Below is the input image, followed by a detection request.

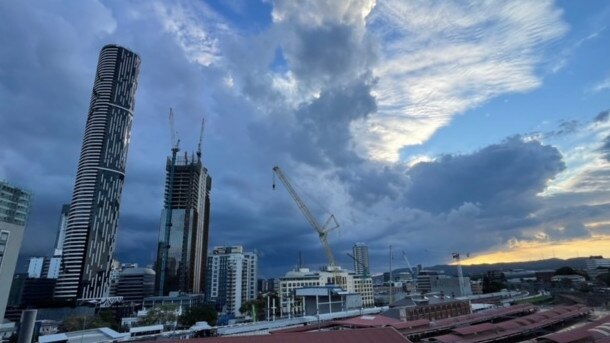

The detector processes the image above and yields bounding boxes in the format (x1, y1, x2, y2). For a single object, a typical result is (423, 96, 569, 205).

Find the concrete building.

(27, 256, 61, 279)
(0, 180, 32, 320)
(353, 242, 370, 276)
(155, 152, 212, 295)
(296, 286, 363, 316)
(143, 292, 205, 312)
(26, 205, 70, 280)
(207, 246, 257, 316)
(111, 267, 155, 304)
(384, 294, 471, 321)
(279, 267, 374, 316)
(585, 256, 610, 280)
(54, 45, 141, 300)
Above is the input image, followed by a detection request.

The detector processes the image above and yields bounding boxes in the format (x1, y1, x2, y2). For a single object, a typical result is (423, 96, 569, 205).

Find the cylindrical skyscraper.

(54, 45, 141, 300)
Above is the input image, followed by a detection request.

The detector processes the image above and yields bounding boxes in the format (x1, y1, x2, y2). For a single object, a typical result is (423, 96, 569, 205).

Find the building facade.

(155, 154, 212, 295)
(279, 267, 374, 316)
(54, 44, 141, 300)
(352, 242, 369, 276)
(207, 246, 257, 316)
(111, 267, 155, 304)
(0, 181, 32, 320)
(585, 256, 610, 280)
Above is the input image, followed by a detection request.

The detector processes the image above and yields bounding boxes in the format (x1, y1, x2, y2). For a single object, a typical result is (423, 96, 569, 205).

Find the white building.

(585, 256, 610, 280)
(207, 246, 257, 316)
(279, 267, 374, 316)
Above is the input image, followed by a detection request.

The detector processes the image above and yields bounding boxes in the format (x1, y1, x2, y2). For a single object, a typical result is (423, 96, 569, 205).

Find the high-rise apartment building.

(27, 204, 70, 280)
(352, 242, 369, 276)
(54, 45, 141, 300)
(155, 153, 212, 295)
(207, 246, 257, 316)
(0, 180, 32, 320)
(53, 204, 70, 256)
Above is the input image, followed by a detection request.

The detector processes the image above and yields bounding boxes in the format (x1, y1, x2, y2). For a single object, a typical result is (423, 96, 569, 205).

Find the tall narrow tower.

(155, 151, 212, 295)
(54, 45, 141, 300)
(353, 242, 369, 276)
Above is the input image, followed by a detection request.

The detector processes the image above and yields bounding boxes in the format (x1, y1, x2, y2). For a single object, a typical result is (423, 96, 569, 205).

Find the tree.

(555, 266, 589, 280)
(139, 304, 179, 326)
(60, 315, 112, 332)
(179, 305, 218, 327)
(555, 266, 577, 275)
(240, 298, 266, 320)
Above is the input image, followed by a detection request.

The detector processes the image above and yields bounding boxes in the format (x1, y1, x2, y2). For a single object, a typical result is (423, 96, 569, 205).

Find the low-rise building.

(384, 294, 471, 321)
(279, 267, 374, 316)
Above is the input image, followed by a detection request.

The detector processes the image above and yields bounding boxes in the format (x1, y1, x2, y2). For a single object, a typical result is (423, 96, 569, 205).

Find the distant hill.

(392, 257, 590, 277)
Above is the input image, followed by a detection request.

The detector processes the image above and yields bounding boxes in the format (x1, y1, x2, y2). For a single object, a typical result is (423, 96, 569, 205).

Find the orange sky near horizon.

(459, 234, 610, 265)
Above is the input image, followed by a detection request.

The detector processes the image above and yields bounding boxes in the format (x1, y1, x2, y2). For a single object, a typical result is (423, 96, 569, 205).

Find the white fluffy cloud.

(354, 0, 569, 162)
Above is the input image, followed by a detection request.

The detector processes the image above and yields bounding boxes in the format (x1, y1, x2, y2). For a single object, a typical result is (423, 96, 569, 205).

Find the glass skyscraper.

(54, 44, 141, 300)
(155, 154, 212, 295)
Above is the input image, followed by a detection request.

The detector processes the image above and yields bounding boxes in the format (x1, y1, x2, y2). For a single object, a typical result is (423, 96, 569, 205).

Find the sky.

(1, 0, 609, 278)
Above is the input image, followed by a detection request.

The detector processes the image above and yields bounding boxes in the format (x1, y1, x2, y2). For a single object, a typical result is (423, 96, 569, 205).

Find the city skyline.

(1, 1, 610, 278)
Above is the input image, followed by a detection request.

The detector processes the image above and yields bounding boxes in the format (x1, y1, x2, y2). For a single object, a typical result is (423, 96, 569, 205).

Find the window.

(0, 230, 9, 268)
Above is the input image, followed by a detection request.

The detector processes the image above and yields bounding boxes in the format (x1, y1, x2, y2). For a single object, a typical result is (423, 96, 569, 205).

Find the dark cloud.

(283, 24, 376, 86)
(594, 110, 610, 122)
(404, 136, 565, 215)
(289, 79, 377, 166)
(599, 134, 610, 162)
(3, 0, 610, 278)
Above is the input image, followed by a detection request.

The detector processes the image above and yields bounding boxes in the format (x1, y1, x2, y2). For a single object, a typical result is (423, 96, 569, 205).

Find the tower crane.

(158, 108, 180, 296)
(402, 251, 416, 278)
(272, 166, 343, 286)
(196, 116, 205, 162)
(452, 252, 469, 297)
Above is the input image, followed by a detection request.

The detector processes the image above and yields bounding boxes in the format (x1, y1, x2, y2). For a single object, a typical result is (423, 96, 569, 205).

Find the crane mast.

(452, 252, 466, 297)
(158, 108, 180, 296)
(272, 166, 341, 283)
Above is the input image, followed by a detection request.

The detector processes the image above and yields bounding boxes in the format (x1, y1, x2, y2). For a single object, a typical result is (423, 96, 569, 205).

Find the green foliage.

(60, 315, 113, 332)
(139, 304, 179, 326)
(555, 266, 577, 275)
(555, 266, 589, 280)
(98, 309, 119, 331)
(239, 298, 265, 320)
(179, 305, 218, 327)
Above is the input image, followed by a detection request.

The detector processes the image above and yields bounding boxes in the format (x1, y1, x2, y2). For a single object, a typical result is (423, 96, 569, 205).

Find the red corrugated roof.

(332, 314, 401, 328)
(164, 327, 412, 343)
(452, 322, 497, 336)
(391, 319, 431, 330)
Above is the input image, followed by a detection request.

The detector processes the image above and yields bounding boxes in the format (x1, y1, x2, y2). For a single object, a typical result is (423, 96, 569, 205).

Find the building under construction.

(155, 152, 212, 295)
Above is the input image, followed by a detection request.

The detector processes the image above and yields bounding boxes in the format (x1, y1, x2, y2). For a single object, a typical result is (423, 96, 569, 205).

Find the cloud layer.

(1, 0, 610, 277)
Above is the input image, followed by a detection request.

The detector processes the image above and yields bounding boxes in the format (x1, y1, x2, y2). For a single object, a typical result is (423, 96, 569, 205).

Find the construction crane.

(402, 251, 416, 278)
(158, 108, 180, 296)
(196, 116, 205, 162)
(452, 252, 469, 297)
(347, 252, 369, 278)
(272, 166, 342, 285)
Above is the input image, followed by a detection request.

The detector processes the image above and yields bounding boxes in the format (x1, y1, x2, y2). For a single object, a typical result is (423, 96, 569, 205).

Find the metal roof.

(157, 327, 412, 343)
